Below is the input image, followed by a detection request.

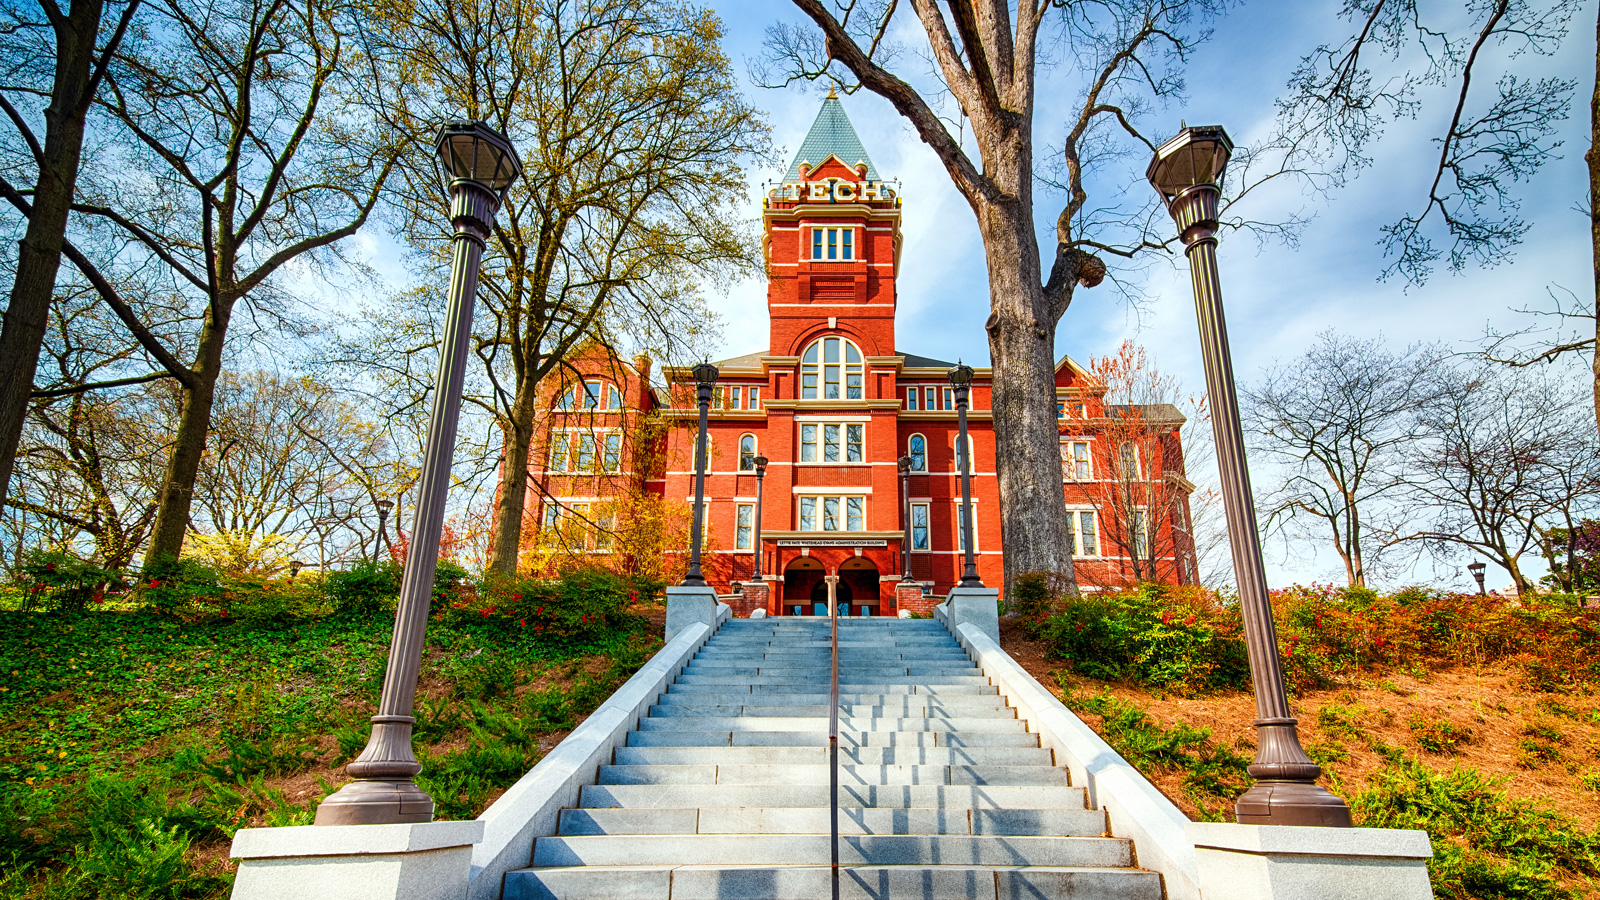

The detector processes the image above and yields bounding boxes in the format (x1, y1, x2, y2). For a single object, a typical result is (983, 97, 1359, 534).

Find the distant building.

(523, 94, 1198, 614)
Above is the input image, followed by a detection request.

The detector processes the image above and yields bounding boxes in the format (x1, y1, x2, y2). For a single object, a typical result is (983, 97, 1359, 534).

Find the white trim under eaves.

(792, 486, 872, 493)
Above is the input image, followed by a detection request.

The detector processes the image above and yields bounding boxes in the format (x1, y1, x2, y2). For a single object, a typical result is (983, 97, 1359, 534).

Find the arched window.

(800, 336, 863, 400)
(908, 434, 926, 472)
(739, 434, 758, 471)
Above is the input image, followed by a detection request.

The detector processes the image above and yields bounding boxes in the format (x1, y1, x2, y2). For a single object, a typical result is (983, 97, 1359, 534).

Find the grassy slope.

(0, 606, 665, 899)
(998, 618, 1600, 899)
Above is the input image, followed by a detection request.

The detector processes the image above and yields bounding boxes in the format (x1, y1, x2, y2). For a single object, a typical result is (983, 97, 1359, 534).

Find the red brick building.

(526, 95, 1198, 614)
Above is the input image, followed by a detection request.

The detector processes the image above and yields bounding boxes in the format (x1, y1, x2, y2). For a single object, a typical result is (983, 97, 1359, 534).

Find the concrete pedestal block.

(1188, 822, 1433, 900)
(665, 585, 719, 642)
(230, 820, 483, 900)
(945, 586, 1000, 643)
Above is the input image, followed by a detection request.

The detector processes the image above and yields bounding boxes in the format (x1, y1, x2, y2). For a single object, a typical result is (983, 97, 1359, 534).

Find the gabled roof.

(713, 349, 768, 369)
(1055, 352, 1101, 385)
(785, 92, 880, 182)
(898, 350, 955, 368)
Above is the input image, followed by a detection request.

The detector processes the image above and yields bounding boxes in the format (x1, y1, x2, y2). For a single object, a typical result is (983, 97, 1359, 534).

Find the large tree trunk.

(0, 0, 105, 537)
(977, 195, 1075, 594)
(1590, 6, 1599, 436)
(144, 302, 232, 563)
(487, 371, 541, 576)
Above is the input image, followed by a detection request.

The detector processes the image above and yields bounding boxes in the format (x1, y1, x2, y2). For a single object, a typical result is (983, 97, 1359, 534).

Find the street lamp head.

(752, 455, 769, 470)
(897, 455, 913, 472)
(289, 560, 304, 576)
(1146, 125, 1233, 203)
(946, 361, 974, 387)
(374, 499, 394, 514)
(692, 361, 720, 388)
(1468, 561, 1486, 576)
(435, 120, 522, 201)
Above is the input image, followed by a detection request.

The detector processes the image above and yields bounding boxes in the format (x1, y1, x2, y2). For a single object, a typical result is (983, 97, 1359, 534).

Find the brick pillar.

(731, 580, 770, 617)
(895, 581, 936, 616)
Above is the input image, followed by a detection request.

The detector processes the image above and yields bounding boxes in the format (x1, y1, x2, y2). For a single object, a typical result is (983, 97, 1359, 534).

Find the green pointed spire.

(785, 92, 880, 182)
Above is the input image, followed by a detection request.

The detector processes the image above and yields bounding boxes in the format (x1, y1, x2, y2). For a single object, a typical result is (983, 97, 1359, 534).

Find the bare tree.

(1396, 360, 1600, 594)
(1243, 332, 1442, 587)
(0, 0, 141, 554)
(65, 0, 403, 564)
(762, 0, 1330, 590)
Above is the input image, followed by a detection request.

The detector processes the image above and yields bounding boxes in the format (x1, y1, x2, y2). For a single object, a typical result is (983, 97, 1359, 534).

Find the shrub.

(324, 560, 403, 615)
(457, 567, 648, 644)
(1408, 714, 1472, 754)
(138, 558, 223, 618)
(14, 551, 123, 612)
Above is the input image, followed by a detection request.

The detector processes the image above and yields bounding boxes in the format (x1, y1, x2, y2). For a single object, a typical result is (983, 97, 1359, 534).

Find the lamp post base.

(1236, 780, 1353, 827)
(314, 778, 435, 826)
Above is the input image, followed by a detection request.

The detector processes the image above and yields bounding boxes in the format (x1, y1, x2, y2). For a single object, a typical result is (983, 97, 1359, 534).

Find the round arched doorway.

(782, 557, 824, 616)
(838, 556, 880, 617)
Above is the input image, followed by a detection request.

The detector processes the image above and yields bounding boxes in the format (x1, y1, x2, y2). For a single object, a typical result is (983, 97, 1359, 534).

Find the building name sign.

(768, 179, 897, 204)
(775, 538, 889, 548)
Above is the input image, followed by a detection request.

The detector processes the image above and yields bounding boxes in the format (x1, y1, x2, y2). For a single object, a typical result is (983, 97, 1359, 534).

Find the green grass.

(0, 608, 657, 899)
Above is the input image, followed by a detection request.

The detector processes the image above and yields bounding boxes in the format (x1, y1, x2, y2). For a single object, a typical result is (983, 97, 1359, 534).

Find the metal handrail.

(828, 579, 840, 900)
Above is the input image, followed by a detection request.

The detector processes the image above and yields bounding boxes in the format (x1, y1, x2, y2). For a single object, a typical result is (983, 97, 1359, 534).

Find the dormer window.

(801, 337, 863, 400)
(811, 226, 855, 261)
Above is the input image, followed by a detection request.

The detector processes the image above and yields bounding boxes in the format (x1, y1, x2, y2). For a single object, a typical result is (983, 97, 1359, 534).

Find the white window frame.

(797, 495, 867, 532)
(906, 387, 919, 410)
(1068, 508, 1099, 557)
(955, 501, 978, 552)
(810, 225, 857, 261)
(1120, 443, 1143, 479)
(1062, 440, 1091, 481)
(1131, 508, 1150, 558)
(910, 502, 930, 551)
(550, 429, 623, 473)
(736, 503, 754, 549)
(953, 434, 977, 474)
(907, 433, 927, 472)
(800, 336, 864, 400)
(748, 386, 761, 409)
(798, 422, 864, 464)
(739, 433, 758, 471)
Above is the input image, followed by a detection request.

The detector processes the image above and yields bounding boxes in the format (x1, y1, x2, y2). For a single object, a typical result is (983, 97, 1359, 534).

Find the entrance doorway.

(782, 557, 824, 616)
(808, 579, 853, 617)
(839, 557, 880, 617)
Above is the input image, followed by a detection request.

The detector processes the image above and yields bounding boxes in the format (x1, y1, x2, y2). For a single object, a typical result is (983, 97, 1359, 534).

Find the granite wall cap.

(232, 820, 485, 859)
(1187, 822, 1433, 859)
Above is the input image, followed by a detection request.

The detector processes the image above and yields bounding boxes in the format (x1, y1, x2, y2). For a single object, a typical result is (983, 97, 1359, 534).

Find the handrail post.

(825, 573, 840, 900)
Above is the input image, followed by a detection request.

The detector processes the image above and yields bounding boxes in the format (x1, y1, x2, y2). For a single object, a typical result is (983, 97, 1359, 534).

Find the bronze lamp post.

(315, 121, 521, 826)
(897, 455, 914, 582)
(947, 363, 982, 588)
(682, 361, 719, 588)
(752, 455, 769, 581)
(1468, 561, 1487, 595)
(374, 498, 394, 561)
(1147, 125, 1350, 827)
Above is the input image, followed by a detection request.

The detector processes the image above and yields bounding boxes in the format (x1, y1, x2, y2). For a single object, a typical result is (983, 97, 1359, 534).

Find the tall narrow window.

(749, 387, 761, 409)
(908, 434, 926, 471)
(846, 424, 863, 462)
(576, 434, 597, 472)
(907, 388, 919, 410)
(1131, 509, 1149, 558)
(799, 497, 817, 531)
(542, 504, 561, 529)
(1121, 443, 1141, 479)
(596, 514, 615, 551)
(800, 337, 863, 400)
(800, 424, 818, 462)
(550, 434, 570, 471)
(736, 504, 754, 549)
(583, 382, 601, 408)
(911, 503, 929, 550)
(730, 386, 742, 409)
(823, 497, 839, 530)
(739, 434, 758, 471)
(924, 387, 936, 410)
(1069, 510, 1098, 557)
(827, 229, 838, 260)
(847, 497, 864, 531)
(841, 229, 853, 259)
(604, 384, 622, 409)
(812, 228, 822, 259)
(942, 388, 954, 410)
(1063, 441, 1091, 481)
(957, 505, 976, 552)
(602, 433, 622, 473)
(823, 424, 840, 462)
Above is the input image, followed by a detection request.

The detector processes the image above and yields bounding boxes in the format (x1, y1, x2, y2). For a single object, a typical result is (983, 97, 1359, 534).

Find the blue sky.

(690, 1, 1597, 590)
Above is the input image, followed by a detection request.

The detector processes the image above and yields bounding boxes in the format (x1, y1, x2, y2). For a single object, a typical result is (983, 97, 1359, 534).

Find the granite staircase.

(503, 616, 1162, 900)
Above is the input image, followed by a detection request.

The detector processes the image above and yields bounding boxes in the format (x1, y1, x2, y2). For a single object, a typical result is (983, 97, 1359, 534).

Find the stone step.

(646, 705, 1016, 719)
(653, 692, 1009, 709)
(577, 783, 1086, 810)
(504, 864, 1162, 900)
(595, 764, 1071, 787)
(674, 675, 989, 686)
(529, 834, 1133, 868)
(683, 665, 979, 675)
(635, 717, 1026, 733)
(556, 807, 1106, 836)
(612, 745, 1053, 767)
(624, 730, 1042, 748)
(667, 683, 999, 695)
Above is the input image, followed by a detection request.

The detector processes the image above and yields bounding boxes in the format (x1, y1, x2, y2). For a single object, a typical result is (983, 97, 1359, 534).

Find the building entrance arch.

(838, 556, 881, 616)
(782, 557, 825, 616)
